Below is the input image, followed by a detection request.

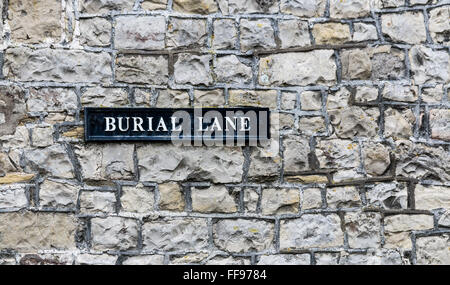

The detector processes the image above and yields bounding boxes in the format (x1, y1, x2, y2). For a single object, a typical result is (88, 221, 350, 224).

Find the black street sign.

(84, 107, 271, 144)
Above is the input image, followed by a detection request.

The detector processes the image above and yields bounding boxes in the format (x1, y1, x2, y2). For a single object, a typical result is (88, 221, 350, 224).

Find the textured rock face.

(115, 54, 168, 84)
(1, 0, 449, 266)
(8, 0, 62, 44)
(259, 51, 337, 86)
(0, 213, 76, 250)
(280, 215, 344, 250)
(115, 16, 166, 50)
(213, 219, 274, 252)
(4, 48, 112, 83)
(137, 145, 244, 183)
(143, 218, 209, 251)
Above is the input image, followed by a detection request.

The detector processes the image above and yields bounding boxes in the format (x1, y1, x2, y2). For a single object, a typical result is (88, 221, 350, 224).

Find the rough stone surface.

(329, 0, 371, 19)
(158, 183, 185, 211)
(25, 145, 74, 178)
(81, 87, 128, 107)
(283, 135, 310, 174)
(115, 16, 166, 50)
(366, 182, 407, 209)
(0, 213, 76, 250)
(329, 106, 380, 138)
(429, 109, 450, 141)
(172, 0, 218, 14)
(280, 0, 326, 17)
(115, 54, 168, 84)
(345, 212, 381, 248)
(213, 19, 238, 49)
(174, 54, 213, 85)
(0, 186, 28, 210)
(415, 185, 450, 211)
(409, 46, 449, 85)
(312, 23, 351, 45)
(137, 145, 244, 183)
(257, 254, 310, 265)
(167, 18, 207, 49)
(326, 186, 360, 208)
(80, 0, 135, 13)
(143, 218, 209, 251)
(79, 191, 116, 214)
(191, 186, 237, 213)
(259, 51, 337, 86)
(363, 142, 391, 176)
(215, 55, 252, 84)
(382, 84, 418, 102)
(8, 0, 62, 44)
(121, 184, 155, 213)
(0, 86, 26, 136)
(278, 20, 311, 48)
(428, 6, 450, 45)
(416, 235, 450, 265)
(4, 47, 112, 83)
(384, 108, 415, 139)
(240, 19, 276, 52)
(80, 17, 112, 47)
(280, 214, 344, 250)
(39, 180, 79, 209)
(381, 12, 427, 44)
(261, 188, 300, 215)
(91, 217, 139, 251)
(213, 219, 274, 253)
(228, 90, 277, 108)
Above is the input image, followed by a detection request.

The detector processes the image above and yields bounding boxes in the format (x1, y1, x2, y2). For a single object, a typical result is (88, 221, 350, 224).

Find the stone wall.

(0, 0, 449, 265)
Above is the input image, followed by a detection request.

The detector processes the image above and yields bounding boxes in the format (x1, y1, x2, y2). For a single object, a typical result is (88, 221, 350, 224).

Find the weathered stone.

(315, 253, 340, 265)
(115, 16, 165, 50)
(75, 144, 135, 181)
(416, 235, 450, 265)
(332, 169, 364, 183)
(379, 0, 404, 8)
(122, 255, 165, 265)
(172, 0, 218, 14)
(280, 214, 344, 250)
(394, 140, 450, 182)
(18, 253, 74, 265)
(32, 126, 54, 147)
(115, 54, 168, 85)
(134, 89, 152, 107)
(168, 18, 207, 48)
(339, 249, 403, 265)
(326, 186, 361, 208)
(366, 182, 408, 209)
(345, 212, 381, 248)
(278, 20, 310, 48)
(259, 50, 337, 86)
(91, 217, 139, 251)
(329, 106, 380, 138)
(248, 137, 281, 181)
(213, 19, 238, 49)
(409, 45, 449, 85)
(384, 214, 434, 249)
(280, 0, 326, 17)
(438, 211, 450, 227)
(174, 54, 213, 86)
(215, 55, 253, 85)
(316, 139, 359, 169)
(352, 23, 378, 41)
(329, 0, 371, 19)
(312, 23, 351, 45)
(261, 188, 300, 215)
(421, 85, 444, 103)
(25, 145, 74, 178)
(218, 0, 279, 15)
(121, 184, 154, 213)
(80, 17, 111, 47)
(0, 212, 76, 250)
(156, 89, 190, 107)
(80, 191, 116, 214)
(283, 135, 310, 174)
(429, 109, 450, 141)
(243, 188, 259, 213)
(240, 19, 276, 52)
(0, 173, 35, 185)
(8, 0, 62, 44)
(137, 145, 244, 183)
(384, 108, 415, 139)
(382, 83, 418, 102)
(415, 184, 450, 211)
(300, 91, 322, 111)
(0, 86, 26, 136)
(27, 88, 78, 114)
(299, 117, 326, 135)
(327, 87, 351, 110)
(371, 47, 406, 80)
(39, 180, 79, 209)
(82, 87, 129, 107)
(364, 142, 391, 176)
(228, 90, 277, 108)
(257, 254, 310, 265)
(381, 12, 427, 44)
(4, 47, 112, 83)
(191, 185, 238, 213)
(75, 254, 117, 265)
(341, 49, 372, 80)
(194, 90, 225, 107)
(169, 253, 209, 264)
(79, 0, 135, 13)
(429, 6, 450, 45)
(354, 86, 378, 103)
(302, 188, 323, 210)
(158, 183, 185, 211)
(0, 153, 17, 176)
(143, 218, 209, 251)
(281, 92, 297, 110)
(213, 219, 274, 252)
(206, 256, 250, 265)
(0, 186, 28, 210)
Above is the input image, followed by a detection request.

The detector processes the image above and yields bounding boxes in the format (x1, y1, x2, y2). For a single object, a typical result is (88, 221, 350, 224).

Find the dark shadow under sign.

(84, 107, 271, 144)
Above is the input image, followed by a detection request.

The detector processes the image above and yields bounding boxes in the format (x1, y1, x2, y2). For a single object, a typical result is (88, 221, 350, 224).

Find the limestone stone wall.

(0, 0, 449, 265)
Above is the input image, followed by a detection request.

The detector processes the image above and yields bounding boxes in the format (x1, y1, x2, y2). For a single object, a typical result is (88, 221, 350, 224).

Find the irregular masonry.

(0, 0, 449, 265)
